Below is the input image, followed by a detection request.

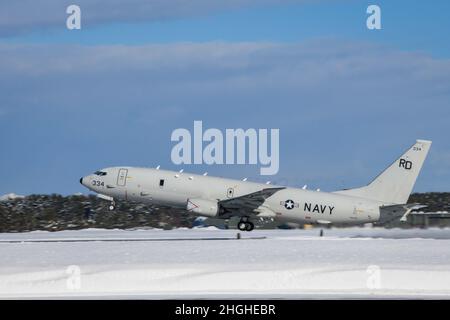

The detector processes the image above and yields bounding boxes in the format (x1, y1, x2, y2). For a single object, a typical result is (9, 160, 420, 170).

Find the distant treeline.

(408, 193, 450, 212)
(0, 194, 195, 232)
(0, 193, 449, 232)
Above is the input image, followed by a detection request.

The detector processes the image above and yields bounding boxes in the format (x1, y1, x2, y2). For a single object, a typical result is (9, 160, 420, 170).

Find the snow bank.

(0, 193, 25, 201)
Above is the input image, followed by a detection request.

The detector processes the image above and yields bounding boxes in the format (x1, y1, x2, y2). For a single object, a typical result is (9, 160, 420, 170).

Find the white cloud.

(1, 40, 449, 116)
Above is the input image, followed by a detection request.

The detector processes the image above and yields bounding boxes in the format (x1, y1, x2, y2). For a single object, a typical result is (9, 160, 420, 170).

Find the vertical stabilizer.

(335, 140, 432, 204)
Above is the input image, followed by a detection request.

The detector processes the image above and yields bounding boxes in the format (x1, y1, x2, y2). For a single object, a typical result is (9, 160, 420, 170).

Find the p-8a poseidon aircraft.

(80, 140, 431, 231)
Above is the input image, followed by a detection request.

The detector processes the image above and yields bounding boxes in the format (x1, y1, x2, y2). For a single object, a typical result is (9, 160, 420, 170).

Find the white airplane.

(80, 140, 432, 231)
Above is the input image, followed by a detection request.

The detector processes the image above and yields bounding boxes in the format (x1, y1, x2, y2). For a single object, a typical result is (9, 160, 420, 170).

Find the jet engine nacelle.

(187, 198, 218, 217)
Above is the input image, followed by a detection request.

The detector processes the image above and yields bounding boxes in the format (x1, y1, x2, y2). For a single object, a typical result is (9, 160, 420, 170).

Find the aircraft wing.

(218, 187, 285, 218)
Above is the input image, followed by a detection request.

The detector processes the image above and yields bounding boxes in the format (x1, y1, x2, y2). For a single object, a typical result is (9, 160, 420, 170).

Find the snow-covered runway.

(1, 227, 450, 299)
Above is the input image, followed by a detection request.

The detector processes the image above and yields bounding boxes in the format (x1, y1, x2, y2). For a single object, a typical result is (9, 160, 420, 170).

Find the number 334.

(92, 180, 104, 187)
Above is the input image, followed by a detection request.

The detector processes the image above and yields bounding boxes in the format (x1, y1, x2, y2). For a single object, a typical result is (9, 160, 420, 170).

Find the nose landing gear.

(108, 200, 116, 211)
(237, 216, 254, 231)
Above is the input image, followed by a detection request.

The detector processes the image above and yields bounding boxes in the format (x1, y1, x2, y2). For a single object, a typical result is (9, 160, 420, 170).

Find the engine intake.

(187, 198, 219, 217)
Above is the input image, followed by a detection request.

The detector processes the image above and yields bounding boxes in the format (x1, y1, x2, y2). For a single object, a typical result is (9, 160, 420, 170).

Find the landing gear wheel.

(245, 222, 254, 232)
(238, 221, 247, 231)
(108, 202, 116, 211)
(238, 216, 254, 232)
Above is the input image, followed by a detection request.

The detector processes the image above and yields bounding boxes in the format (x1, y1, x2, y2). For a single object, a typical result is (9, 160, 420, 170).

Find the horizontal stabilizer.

(376, 203, 426, 224)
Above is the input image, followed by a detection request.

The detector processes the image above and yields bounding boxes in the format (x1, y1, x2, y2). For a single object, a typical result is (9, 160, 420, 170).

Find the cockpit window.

(94, 171, 107, 176)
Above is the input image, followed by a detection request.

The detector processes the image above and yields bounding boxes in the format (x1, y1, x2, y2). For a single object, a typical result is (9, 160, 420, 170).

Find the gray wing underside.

(218, 187, 285, 217)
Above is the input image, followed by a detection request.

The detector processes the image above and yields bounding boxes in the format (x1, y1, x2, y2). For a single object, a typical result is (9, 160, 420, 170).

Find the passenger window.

(159, 179, 165, 187)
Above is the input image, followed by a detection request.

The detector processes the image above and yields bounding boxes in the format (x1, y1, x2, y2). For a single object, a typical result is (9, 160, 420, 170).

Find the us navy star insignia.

(281, 199, 298, 210)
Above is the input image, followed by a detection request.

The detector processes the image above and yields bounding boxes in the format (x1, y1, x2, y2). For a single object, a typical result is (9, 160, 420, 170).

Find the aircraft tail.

(335, 140, 432, 204)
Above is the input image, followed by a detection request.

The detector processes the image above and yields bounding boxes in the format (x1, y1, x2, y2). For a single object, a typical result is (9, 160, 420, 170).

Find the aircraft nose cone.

(80, 177, 84, 185)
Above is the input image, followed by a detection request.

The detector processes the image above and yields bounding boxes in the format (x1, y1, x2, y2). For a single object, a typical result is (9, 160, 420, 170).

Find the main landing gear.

(237, 216, 254, 232)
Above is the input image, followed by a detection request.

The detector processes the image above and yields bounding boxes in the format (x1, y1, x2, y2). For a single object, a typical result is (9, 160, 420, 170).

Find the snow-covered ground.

(1, 227, 450, 299)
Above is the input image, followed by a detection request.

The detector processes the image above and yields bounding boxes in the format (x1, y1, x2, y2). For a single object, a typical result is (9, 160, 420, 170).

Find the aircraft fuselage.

(80, 167, 382, 226)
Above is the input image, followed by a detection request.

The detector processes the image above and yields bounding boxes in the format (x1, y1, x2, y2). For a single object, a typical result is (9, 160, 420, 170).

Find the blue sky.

(0, 0, 449, 195)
